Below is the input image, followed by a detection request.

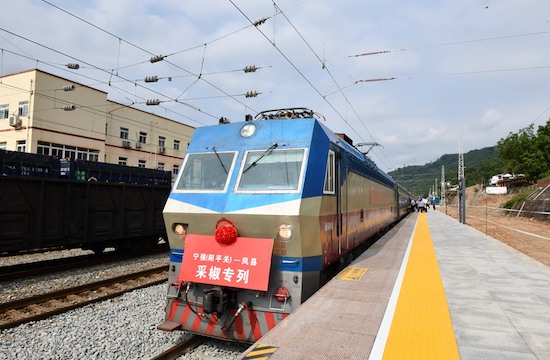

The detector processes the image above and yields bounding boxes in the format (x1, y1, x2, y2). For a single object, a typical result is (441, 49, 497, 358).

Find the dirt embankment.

(440, 185, 550, 267)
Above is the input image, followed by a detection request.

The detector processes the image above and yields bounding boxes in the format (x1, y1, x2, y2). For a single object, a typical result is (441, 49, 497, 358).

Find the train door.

(324, 146, 340, 260)
(334, 147, 348, 257)
(335, 150, 341, 256)
(339, 149, 349, 256)
(325, 144, 348, 264)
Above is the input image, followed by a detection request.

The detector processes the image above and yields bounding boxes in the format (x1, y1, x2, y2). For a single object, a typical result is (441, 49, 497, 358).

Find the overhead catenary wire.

(230, 0, 393, 170)
(0, 27, 221, 123)
(39, 0, 264, 117)
(2, 1, 548, 172)
(0, 80, 194, 146)
(348, 31, 550, 58)
(12, 2, 550, 129)
(227, 1, 382, 165)
(0, 49, 209, 128)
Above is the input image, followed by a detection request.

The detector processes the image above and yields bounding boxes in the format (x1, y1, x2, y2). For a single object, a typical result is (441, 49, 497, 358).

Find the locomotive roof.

(187, 115, 394, 187)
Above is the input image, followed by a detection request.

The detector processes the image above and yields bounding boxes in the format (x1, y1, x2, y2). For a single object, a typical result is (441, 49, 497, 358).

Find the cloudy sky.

(1, 0, 549, 173)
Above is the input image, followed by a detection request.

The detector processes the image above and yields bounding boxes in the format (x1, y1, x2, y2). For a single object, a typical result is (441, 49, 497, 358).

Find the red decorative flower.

(215, 218, 238, 245)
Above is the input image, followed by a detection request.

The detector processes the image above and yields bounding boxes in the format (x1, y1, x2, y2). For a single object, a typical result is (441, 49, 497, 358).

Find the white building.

(0, 69, 194, 180)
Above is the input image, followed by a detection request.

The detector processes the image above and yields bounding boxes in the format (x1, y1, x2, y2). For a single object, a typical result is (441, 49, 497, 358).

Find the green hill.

(387, 146, 499, 198)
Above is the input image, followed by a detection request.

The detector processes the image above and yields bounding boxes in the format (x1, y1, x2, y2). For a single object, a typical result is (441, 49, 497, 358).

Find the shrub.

(501, 190, 531, 209)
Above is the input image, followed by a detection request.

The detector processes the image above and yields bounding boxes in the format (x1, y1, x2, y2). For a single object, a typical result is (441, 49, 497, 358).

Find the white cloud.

(1, 0, 549, 172)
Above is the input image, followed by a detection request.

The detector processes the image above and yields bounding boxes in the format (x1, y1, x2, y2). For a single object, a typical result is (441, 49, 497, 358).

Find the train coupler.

(203, 286, 236, 314)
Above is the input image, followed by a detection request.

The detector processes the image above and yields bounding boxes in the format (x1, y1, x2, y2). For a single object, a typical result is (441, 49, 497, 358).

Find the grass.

(501, 188, 533, 209)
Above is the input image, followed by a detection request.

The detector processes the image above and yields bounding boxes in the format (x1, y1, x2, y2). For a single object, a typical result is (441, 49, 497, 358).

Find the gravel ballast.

(0, 249, 247, 359)
(0, 251, 168, 303)
(0, 284, 246, 359)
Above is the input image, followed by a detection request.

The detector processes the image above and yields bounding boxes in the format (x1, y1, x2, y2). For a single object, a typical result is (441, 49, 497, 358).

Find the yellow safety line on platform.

(382, 213, 459, 360)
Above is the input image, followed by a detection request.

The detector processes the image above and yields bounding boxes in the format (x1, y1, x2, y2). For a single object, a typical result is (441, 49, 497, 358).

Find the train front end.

(159, 110, 326, 342)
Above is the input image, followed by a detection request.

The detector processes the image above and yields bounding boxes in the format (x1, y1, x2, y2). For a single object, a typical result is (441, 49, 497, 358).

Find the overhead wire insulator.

(150, 55, 166, 63)
(357, 77, 396, 83)
(144, 76, 159, 83)
(67, 63, 80, 69)
(63, 84, 76, 91)
(253, 17, 267, 27)
(243, 65, 258, 73)
(245, 91, 259, 98)
(146, 99, 161, 106)
(63, 104, 76, 111)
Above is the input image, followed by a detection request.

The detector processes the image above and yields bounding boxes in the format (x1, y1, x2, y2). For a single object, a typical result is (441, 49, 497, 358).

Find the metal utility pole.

(441, 165, 445, 207)
(458, 136, 466, 224)
(458, 137, 464, 182)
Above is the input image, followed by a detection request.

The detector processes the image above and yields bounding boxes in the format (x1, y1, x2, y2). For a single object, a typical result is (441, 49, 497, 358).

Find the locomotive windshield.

(175, 151, 236, 191)
(236, 148, 305, 192)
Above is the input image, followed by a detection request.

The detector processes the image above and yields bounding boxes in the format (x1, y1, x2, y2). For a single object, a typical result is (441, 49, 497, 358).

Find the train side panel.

(396, 183, 414, 219)
(0, 176, 169, 253)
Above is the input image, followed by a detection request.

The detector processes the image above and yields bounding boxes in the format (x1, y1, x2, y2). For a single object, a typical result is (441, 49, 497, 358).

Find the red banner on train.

(178, 234, 274, 291)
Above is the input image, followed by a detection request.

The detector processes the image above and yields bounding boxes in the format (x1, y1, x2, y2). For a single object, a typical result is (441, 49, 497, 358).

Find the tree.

(497, 120, 550, 179)
(535, 120, 550, 178)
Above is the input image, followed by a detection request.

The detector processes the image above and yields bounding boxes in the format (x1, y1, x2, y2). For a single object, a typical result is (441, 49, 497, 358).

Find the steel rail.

(0, 245, 168, 282)
(0, 265, 168, 329)
(146, 335, 206, 360)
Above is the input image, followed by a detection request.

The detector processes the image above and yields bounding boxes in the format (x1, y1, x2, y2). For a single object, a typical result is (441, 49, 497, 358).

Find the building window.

(0, 142, 7, 150)
(64, 146, 76, 159)
(157, 162, 165, 170)
(138, 160, 146, 168)
(119, 157, 127, 166)
(77, 148, 91, 160)
(174, 140, 180, 151)
(18, 101, 29, 116)
(0, 104, 9, 119)
(158, 136, 166, 153)
(173, 164, 179, 175)
(37, 143, 49, 155)
(17, 140, 26, 152)
(138, 132, 147, 144)
(37, 141, 98, 160)
(120, 127, 129, 139)
(51, 143, 64, 158)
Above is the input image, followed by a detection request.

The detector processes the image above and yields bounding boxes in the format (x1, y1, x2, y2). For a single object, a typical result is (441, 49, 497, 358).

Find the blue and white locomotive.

(159, 108, 411, 342)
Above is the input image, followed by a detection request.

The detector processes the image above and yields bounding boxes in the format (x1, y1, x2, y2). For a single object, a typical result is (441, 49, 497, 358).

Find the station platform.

(238, 211, 550, 360)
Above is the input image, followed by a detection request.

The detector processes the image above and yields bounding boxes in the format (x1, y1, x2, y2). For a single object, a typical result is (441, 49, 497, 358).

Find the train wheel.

(91, 246, 106, 255)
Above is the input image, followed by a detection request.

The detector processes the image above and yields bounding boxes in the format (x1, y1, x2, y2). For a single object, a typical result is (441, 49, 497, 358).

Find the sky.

(1, 0, 549, 173)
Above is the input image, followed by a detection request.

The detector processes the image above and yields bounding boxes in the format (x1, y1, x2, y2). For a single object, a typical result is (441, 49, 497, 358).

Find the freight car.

(0, 150, 171, 254)
(158, 108, 412, 342)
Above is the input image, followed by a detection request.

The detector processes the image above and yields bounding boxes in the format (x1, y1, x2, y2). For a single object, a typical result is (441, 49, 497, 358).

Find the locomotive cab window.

(175, 151, 236, 192)
(324, 150, 335, 194)
(236, 148, 305, 192)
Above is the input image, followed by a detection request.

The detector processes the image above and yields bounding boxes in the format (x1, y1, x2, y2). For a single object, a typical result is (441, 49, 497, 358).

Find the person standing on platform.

(418, 198, 425, 212)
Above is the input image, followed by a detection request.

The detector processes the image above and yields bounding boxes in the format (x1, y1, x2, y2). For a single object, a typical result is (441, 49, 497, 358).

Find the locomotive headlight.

(172, 223, 188, 241)
(277, 224, 292, 241)
(240, 123, 256, 137)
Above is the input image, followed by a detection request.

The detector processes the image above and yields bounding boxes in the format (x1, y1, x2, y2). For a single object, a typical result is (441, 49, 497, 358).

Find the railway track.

(0, 265, 168, 330)
(0, 245, 168, 282)
(147, 335, 206, 360)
